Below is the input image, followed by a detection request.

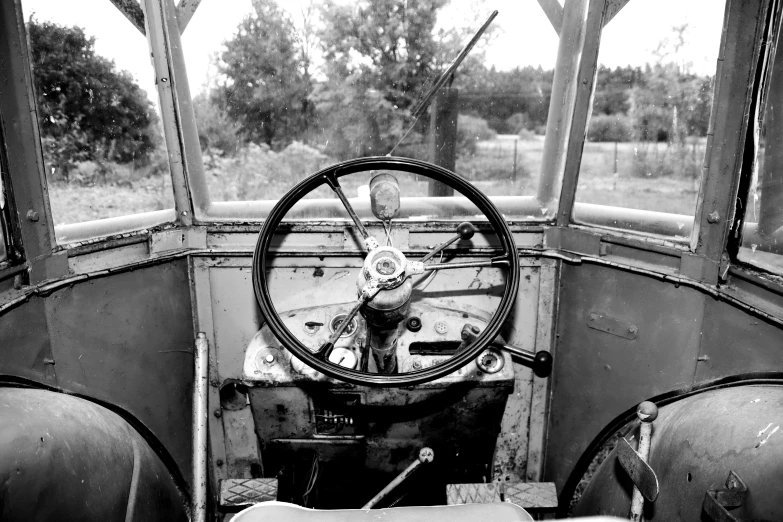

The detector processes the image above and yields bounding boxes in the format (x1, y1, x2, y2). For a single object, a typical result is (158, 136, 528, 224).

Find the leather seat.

(233, 501, 533, 521)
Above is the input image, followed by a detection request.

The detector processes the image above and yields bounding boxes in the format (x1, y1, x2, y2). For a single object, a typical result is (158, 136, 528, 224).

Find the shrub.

(457, 114, 497, 155)
(587, 113, 634, 142)
(630, 143, 702, 179)
(506, 113, 532, 134)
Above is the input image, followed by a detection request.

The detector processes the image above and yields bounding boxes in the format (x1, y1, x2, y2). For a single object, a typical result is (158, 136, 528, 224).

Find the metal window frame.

(552, 0, 775, 286)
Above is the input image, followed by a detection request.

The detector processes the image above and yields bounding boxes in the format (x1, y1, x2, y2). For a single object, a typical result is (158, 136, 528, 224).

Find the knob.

(532, 351, 553, 378)
(637, 401, 658, 423)
(457, 222, 476, 240)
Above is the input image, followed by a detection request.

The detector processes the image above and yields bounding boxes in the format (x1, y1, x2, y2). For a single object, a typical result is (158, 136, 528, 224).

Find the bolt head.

(708, 211, 720, 223)
(418, 447, 434, 463)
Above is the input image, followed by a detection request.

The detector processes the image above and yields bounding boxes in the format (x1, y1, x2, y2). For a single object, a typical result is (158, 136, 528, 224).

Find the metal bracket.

(586, 311, 638, 340)
(703, 471, 748, 522)
(616, 437, 659, 502)
(149, 227, 206, 254)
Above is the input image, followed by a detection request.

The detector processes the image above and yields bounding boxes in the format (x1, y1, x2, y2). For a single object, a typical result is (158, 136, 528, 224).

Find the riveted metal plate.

(220, 478, 278, 507)
(617, 437, 659, 502)
(586, 310, 638, 340)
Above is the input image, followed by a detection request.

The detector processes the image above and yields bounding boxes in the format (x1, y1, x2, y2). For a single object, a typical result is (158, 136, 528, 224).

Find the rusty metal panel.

(0, 298, 55, 384)
(575, 386, 783, 521)
(44, 260, 195, 484)
(545, 263, 703, 492)
(694, 297, 783, 383)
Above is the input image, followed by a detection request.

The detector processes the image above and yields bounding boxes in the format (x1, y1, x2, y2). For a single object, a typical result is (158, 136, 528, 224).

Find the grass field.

(47, 136, 703, 225)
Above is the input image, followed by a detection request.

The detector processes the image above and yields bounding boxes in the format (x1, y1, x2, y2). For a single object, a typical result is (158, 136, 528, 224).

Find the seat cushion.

(233, 501, 533, 521)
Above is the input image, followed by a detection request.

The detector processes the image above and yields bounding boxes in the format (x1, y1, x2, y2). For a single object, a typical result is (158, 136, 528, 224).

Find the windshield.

(183, 0, 557, 220)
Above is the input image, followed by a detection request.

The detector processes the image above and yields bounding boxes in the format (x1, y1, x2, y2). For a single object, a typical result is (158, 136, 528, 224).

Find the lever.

(460, 324, 553, 378)
(362, 447, 434, 509)
(421, 222, 476, 262)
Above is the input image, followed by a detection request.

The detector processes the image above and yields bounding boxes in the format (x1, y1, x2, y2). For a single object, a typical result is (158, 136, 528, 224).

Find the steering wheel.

(252, 156, 519, 387)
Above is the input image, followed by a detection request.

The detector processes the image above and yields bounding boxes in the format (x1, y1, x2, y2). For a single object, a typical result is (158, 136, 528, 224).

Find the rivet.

(26, 209, 39, 222)
(707, 211, 720, 223)
(214, 409, 222, 418)
(216, 459, 224, 467)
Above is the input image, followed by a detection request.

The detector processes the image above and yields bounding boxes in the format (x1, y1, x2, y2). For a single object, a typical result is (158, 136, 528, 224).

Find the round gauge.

(329, 314, 358, 337)
(328, 347, 358, 369)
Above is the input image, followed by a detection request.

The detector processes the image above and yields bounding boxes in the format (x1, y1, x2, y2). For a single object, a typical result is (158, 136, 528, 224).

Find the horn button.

(362, 247, 408, 289)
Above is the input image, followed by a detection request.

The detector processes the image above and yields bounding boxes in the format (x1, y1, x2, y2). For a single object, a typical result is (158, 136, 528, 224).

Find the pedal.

(220, 478, 278, 508)
(447, 482, 557, 511)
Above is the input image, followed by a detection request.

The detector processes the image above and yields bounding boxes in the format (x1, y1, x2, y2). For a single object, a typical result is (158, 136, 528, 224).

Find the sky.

(21, 0, 725, 107)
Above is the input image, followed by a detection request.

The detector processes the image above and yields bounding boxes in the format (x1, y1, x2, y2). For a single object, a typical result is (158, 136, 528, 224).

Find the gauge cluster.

(242, 301, 514, 387)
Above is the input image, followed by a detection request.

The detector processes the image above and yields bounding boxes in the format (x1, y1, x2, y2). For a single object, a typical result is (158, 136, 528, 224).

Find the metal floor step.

(220, 478, 278, 508)
(446, 482, 558, 511)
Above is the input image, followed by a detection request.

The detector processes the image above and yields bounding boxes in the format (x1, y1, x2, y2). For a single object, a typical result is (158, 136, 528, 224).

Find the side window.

(738, 23, 783, 273)
(21, 1, 174, 232)
(572, 1, 725, 238)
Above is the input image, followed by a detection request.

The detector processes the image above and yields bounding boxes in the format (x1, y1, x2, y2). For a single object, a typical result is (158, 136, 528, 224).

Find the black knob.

(532, 351, 553, 378)
(456, 222, 476, 240)
(406, 316, 422, 332)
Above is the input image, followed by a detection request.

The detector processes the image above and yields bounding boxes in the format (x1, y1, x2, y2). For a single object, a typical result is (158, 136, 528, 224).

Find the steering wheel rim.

(252, 156, 519, 387)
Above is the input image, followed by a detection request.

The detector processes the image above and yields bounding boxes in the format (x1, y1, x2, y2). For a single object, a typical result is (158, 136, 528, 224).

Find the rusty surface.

(575, 386, 783, 521)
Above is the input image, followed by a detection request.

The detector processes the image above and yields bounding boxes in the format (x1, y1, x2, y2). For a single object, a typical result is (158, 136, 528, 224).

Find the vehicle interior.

(1, 0, 782, 520)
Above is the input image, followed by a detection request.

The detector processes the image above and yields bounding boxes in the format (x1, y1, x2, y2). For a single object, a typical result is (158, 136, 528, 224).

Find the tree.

(214, 0, 311, 148)
(312, 0, 451, 157)
(28, 19, 160, 178)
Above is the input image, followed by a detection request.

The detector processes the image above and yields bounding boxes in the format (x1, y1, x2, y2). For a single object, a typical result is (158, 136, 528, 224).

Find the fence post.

(614, 141, 618, 174)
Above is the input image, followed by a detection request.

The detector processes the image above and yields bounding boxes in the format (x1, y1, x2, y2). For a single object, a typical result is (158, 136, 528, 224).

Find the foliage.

(587, 114, 634, 142)
(28, 19, 161, 179)
(205, 141, 333, 201)
(312, 0, 448, 157)
(457, 114, 496, 155)
(455, 66, 553, 133)
(214, 0, 311, 148)
(193, 93, 242, 157)
(630, 141, 702, 179)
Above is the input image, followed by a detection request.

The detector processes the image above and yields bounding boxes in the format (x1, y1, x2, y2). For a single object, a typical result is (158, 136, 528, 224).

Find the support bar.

(362, 448, 434, 509)
(192, 332, 209, 522)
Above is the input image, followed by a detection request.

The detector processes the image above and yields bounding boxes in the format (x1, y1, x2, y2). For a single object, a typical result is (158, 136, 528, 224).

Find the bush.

(457, 114, 497, 155)
(518, 129, 537, 141)
(587, 113, 634, 142)
(631, 143, 702, 179)
(506, 113, 532, 134)
(205, 141, 334, 200)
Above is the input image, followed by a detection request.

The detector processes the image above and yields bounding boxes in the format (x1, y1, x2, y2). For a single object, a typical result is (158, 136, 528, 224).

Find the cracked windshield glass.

(573, 0, 725, 239)
(21, 0, 175, 233)
(183, 0, 557, 220)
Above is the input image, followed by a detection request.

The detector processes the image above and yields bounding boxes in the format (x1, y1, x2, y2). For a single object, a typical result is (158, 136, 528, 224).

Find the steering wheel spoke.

(323, 172, 380, 251)
(315, 282, 380, 361)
